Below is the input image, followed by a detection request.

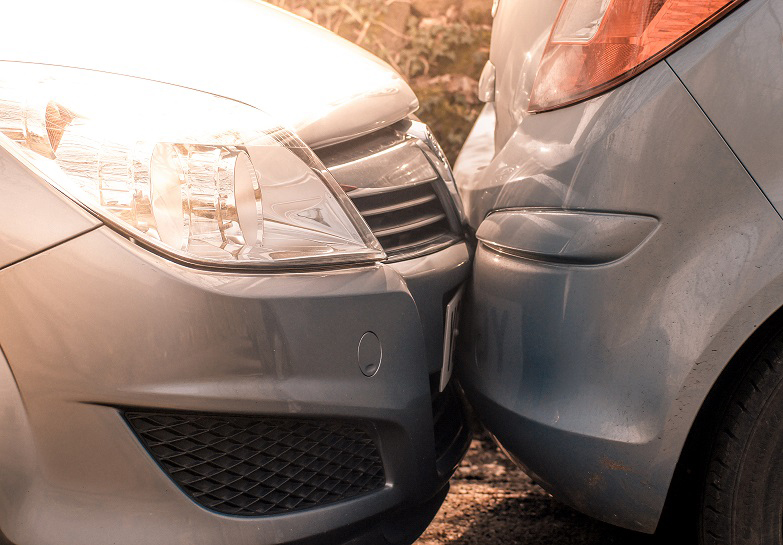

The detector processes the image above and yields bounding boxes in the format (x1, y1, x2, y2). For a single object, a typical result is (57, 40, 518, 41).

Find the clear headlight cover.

(0, 62, 384, 269)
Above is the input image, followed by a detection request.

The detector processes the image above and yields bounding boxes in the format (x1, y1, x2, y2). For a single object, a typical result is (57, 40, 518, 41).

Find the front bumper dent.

(0, 226, 470, 545)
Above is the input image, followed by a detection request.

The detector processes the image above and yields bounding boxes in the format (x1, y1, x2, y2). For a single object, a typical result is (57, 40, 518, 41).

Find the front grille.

(125, 412, 385, 517)
(316, 120, 463, 261)
(349, 182, 457, 257)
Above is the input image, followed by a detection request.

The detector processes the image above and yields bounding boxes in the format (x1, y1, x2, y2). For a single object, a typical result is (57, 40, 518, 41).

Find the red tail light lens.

(529, 0, 747, 113)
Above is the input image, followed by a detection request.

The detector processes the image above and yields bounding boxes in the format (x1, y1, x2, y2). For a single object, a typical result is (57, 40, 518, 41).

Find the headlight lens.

(0, 62, 384, 269)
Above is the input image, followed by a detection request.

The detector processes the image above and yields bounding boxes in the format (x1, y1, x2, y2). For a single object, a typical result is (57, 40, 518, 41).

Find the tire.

(700, 335, 783, 545)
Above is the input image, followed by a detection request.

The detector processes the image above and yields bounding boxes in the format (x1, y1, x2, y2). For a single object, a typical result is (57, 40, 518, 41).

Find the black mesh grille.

(125, 412, 385, 517)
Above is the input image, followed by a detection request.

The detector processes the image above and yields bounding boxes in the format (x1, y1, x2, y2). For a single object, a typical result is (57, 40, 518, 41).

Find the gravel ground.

(415, 436, 667, 545)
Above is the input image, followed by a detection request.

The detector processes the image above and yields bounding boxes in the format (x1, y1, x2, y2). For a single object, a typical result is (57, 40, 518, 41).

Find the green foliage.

(267, 0, 491, 162)
(268, 0, 386, 45)
(398, 19, 485, 78)
(417, 81, 481, 162)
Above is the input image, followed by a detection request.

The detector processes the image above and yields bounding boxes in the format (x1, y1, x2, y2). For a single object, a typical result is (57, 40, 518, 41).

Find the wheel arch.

(658, 298, 783, 537)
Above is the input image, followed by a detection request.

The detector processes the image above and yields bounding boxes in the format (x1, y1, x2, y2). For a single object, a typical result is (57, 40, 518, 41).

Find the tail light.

(529, 0, 747, 113)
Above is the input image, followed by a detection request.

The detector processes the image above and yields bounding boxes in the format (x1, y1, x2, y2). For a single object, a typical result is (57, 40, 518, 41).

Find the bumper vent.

(125, 412, 385, 517)
(316, 120, 463, 262)
(431, 382, 472, 478)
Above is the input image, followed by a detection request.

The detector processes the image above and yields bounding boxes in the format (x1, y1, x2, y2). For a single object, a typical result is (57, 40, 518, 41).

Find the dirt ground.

(415, 437, 666, 545)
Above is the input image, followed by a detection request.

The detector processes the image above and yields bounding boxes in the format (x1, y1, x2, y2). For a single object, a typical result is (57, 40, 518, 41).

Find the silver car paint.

(668, 0, 783, 216)
(0, 0, 418, 149)
(0, 2, 471, 543)
(486, 0, 562, 150)
(0, 347, 36, 545)
(0, 148, 99, 269)
(456, 0, 783, 531)
(0, 221, 468, 545)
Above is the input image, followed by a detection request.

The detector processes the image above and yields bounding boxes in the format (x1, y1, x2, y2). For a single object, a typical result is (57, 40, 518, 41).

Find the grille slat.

(378, 232, 454, 255)
(372, 212, 447, 238)
(359, 193, 439, 217)
(126, 412, 385, 517)
(348, 182, 460, 260)
(377, 222, 455, 255)
(347, 179, 436, 210)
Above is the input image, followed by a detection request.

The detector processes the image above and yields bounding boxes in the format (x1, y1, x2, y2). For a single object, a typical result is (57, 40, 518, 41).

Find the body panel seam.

(665, 58, 783, 222)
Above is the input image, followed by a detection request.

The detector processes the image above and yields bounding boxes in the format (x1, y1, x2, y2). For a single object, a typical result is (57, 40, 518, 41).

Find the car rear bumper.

(456, 52, 783, 532)
(0, 226, 471, 545)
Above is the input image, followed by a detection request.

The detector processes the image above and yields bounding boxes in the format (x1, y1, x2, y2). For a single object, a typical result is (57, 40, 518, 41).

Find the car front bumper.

(0, 224, 471, 545)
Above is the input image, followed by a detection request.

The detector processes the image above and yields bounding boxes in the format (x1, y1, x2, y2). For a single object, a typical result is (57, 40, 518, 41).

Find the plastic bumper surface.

(456, 57, 783, 532)
(0, 226, 471, 545)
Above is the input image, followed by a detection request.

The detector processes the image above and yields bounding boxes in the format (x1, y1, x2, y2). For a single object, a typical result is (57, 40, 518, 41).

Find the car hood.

(0, 0, 418, 149)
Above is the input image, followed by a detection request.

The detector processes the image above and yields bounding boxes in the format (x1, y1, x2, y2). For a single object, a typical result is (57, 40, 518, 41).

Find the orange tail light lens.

(529, 0, 747, 113)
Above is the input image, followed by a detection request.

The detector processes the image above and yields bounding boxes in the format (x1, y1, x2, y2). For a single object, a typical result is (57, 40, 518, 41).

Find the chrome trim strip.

(373, 213, 447, 238)
(359, 193, 439, 217)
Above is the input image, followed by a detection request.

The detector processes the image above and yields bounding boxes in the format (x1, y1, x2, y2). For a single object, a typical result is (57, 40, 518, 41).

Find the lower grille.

(125, 412, 385, 517)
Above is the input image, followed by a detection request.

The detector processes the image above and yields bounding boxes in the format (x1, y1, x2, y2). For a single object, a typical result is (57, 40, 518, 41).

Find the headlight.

(0, 62, 384, 269)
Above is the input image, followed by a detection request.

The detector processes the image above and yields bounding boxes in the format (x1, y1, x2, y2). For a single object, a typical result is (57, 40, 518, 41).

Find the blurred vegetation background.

(266, 0, 493, 163)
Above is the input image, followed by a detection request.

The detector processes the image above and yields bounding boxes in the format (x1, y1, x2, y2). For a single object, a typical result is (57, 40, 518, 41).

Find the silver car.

(0, 1, 472, 544)
(456, 0, 783, 542)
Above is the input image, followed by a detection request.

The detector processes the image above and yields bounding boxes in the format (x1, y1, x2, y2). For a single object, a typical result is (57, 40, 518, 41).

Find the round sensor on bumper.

(358, 332, 382, 377)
